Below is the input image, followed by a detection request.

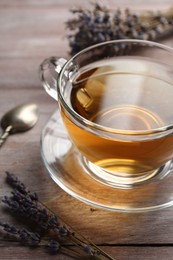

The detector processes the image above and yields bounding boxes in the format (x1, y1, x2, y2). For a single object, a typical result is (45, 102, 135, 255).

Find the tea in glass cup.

(40, 40, 173, 189)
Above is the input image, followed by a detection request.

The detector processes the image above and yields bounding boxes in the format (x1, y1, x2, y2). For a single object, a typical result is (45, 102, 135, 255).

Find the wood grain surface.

(1, 1, 173, 259)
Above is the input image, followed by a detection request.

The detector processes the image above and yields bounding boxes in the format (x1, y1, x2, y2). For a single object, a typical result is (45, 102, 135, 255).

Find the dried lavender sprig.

(2, 187, 62, 233)
(0, 221, 83, 258)
(66, 3, 173, 55)
(0, 221, 40, 246)
(4, 173, 105, 258)
(5, 171, 38, 201)
(2, 191, 109, 259)
(41, 201, 110, 259)
(47, 239, 83, 259)
(3, 172, 114, 260)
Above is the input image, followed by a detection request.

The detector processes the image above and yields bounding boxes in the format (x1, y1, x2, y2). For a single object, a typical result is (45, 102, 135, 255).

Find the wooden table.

(1, 1, 173, 259)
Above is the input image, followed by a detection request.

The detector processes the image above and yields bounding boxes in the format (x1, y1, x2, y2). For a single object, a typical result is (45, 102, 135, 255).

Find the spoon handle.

(0, 125, 13, 148)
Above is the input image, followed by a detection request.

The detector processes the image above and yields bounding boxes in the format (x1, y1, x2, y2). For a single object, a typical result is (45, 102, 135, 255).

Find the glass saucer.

(40, 110, 173, 212)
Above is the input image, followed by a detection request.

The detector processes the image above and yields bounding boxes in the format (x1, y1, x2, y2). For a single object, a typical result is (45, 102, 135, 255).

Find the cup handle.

(39, 56, 67, 101)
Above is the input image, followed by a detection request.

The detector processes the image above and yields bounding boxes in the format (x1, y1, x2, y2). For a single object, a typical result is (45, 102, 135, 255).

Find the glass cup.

(39, 39, 173, 189)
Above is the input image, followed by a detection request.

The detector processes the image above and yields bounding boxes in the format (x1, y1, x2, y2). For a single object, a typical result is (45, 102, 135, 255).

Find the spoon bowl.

(0, 103, 39, 147)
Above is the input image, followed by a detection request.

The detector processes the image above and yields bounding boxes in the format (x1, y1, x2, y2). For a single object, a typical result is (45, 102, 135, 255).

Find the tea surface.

(71, 57, 173, 131)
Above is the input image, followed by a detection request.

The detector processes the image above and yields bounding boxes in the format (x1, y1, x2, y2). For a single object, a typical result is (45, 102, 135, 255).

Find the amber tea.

(40, 40, 173, 210)
(61, 57, 173, 175)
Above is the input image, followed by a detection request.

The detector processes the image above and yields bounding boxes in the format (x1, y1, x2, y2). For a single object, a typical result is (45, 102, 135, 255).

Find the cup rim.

(58, 39, 173, 136)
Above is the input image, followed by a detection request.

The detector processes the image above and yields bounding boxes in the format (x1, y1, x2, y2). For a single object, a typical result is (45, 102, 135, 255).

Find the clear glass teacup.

(39, 39, 173, 189)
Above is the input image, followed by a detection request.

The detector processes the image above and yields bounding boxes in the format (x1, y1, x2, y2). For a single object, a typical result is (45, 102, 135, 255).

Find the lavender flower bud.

(48, 239, 60, 253)
(3, 223, 18, 234)
(59, 226, 69, 237)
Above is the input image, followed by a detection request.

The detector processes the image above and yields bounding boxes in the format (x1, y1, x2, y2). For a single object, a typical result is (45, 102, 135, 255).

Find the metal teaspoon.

(0, 103, 39, 147)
